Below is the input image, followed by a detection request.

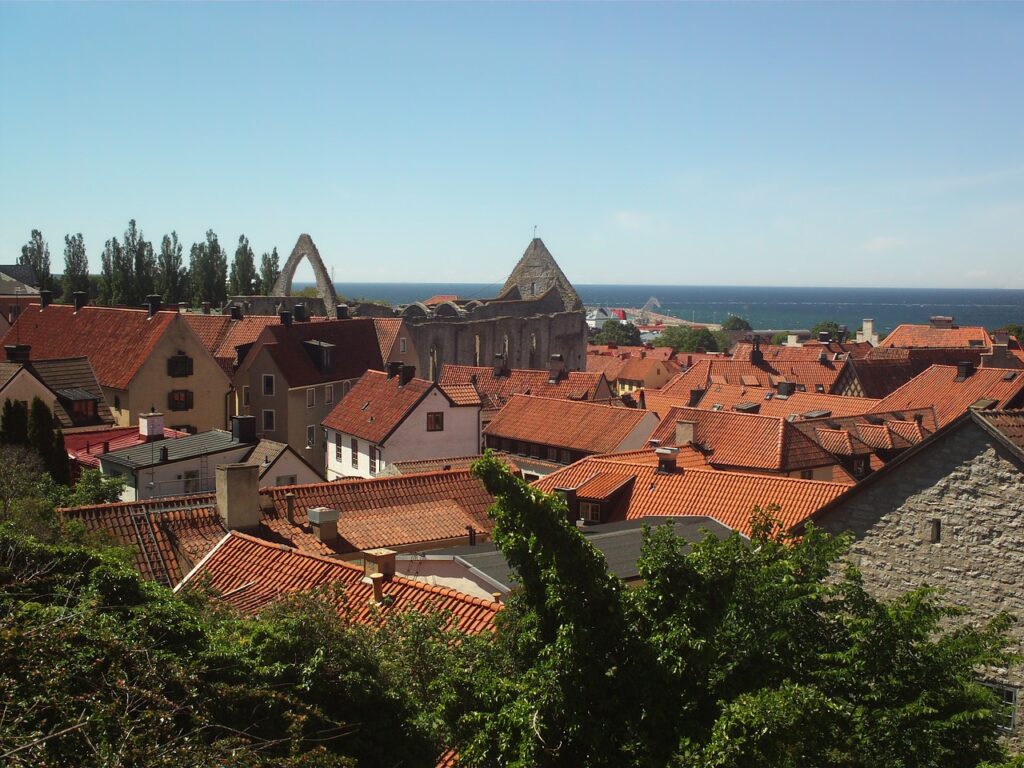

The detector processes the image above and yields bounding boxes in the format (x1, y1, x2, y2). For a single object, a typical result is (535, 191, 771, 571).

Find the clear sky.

(1, 2, 1021, 288)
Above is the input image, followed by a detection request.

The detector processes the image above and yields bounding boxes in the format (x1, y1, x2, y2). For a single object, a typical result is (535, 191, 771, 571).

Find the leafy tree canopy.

(592, 319, 642, 346)
(19, 229, 54, 292)
(811, 319, 842, 339)
(721, 314, 752, 331)
(654, 325, 719, 353)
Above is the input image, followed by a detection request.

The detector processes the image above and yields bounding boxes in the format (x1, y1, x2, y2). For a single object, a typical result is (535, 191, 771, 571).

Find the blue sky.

(1, 3, 1021, 288)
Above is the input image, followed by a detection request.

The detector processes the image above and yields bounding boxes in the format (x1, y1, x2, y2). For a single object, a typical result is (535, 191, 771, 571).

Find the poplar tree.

(259, 247, 281, 295)
(155, 231, 187, 304)
(27, 397, 56, 476)
(189, 230, 227, 307)
(61, 233, 90, 303)
(0, 399, 29, 445)
(124, 219, 156, 302)
(98, 238, 116, 306)
(229, 235, 258, 296)
(51, 426, 71, 485)
(19, 229, 54, 291)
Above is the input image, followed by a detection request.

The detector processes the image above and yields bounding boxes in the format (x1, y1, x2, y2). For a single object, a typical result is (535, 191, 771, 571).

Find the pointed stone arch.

(272, 234, 338, 307)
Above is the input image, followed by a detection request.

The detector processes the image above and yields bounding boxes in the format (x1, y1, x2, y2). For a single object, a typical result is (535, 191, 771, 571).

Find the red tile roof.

(484, 394, 655, 455)
(63, 425, 190, 468)
(733, 340, 873, 361)
(439, 365, 609, 410)
(440, 383, 483, 406)
(615, 356, 680, 383)
(973, 409, 1024, 454)
(879, 324, 992, 349)
(322, 370, 435, 443)
(534, 456, 849, 536)
(422, 294, 460, 306)
(2, 304, 179, 389)
(373, 318, 405, 359)
(649, 406, 837, 472)
(202, 314, 292, 373)
(655, 357, 848, 400)
(688, 383, 880, 420)
(587, 344, 676, 361)
(175, 532, 499, 634)
(871, 365, 1024, 427)
(585, 354, 628, 380)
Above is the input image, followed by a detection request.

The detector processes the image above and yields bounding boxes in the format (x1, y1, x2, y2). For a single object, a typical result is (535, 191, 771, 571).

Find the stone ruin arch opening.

(271, 234, 339, 307)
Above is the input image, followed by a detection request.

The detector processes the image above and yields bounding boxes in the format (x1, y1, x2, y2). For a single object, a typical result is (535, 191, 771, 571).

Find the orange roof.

(655, 357, 847, 400)
(791, 409, 936, 460)
(422, 294, 460, 306)
(176, 532, 498, 633)
(648, 406, 837, 472)
(440, 383, 483, 406)
(585, 354, 628, 380)
(733, 340, 873, 361)
(534, 456, 849, 536)
(879, 324, 992, 349)
(322, 369, 436, 444)
(439, 365, 608, 410)
(871, 365, 1024, 427)
(616, 356, 680, 383)
(587, 344, 676, 361)
(210, 314, 292, 372)
(373, 317, 404, 359)
(2, 304, 180, 390)
(261, 470, 495, 553)
(974, 408, 1024, 453)
(690, 383, 880, 420)
(484, 394, 654, 454)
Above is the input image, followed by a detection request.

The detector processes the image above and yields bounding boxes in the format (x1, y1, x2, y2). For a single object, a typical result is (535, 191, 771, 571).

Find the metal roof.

(102, 429, 253, 470)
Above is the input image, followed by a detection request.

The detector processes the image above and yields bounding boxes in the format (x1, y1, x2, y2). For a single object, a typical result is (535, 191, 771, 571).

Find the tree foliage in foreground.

(452, 454, 1017, 768)
(592, 318, 642, 346)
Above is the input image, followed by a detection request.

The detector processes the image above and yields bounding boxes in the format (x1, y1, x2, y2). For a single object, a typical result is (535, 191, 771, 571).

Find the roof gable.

(322, 369, 435, 444)
(497, 238, 583, 311)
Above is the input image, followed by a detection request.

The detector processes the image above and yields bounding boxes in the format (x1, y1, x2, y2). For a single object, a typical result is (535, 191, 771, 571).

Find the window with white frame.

(369, 445, 379, 474)
(580, 502, 601, 523)
(399, 337, 407, 353)
(350, 438, 359, 468)
(306, 388, 315, 408)
(306, 424, 315, 448)
(262, 374, 275, 396)
(335, 436, 343, 463)
(325, 384, 334, 404)
(242, 386, 250, 407)
(981, 682, 1017, 731)
(262, 409, 275, 432)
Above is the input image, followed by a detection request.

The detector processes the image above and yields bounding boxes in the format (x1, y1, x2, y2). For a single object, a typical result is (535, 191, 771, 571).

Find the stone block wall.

(816, 420, 1024, 751)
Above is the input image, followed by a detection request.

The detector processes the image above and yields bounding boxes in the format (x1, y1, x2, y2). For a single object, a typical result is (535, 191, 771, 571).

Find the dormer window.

(580, 501, 601, 523)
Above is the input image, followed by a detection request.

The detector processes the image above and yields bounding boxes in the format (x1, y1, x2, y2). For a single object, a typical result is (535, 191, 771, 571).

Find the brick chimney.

(307, 506, 339, 543)
(215, 463, 261, 530)
(138, 410, 164, 442)
(675, 420, 695, 446)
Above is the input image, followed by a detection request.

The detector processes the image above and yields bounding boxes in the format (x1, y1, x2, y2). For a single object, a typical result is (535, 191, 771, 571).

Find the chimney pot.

(138, 411, 164, 441)
(655, 446, 679, 474)
(400, 364, 416, 385)
(386, 361, 403, 379)
(370, 572, 385, 603)
(279, 310, 292, 326)
(229, 304, 242, 321)
(336, 304, 349, 320)
(146, 294, 162, 317)
(491, 591, 502, 603)
(285, 492, 296, 523)
(39, 290, 52, 309)
(72, 291, 88, 312)
(363, 548, 397, 578)
(955, 361, 975, 381)
(293, 304, 307, 322)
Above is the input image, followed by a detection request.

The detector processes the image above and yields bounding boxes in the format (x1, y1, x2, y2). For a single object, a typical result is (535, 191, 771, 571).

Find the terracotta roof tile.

(2, 304, 179, 389)
(372, 318, 404, 359)
(733, 340, 873, 361)
(973, 408, 1024, 453)
(871, 365, 1024, 427)
(176, 532, 499, 634)
(687, 383, 880, 420)
(587, 344, 676, 361)
(322, 370, 435, 444)
(879, 324, 992, 349)
(655, 357, 847, 402)
(648, 406, 837, 472)
(615, 356, 680, 382)
(422, 295, 460, 306)
(534, 456, 849, 536)
(439, 383, 483, 406)
(484, 394, 654, 455)
(440, 365, 608, 410)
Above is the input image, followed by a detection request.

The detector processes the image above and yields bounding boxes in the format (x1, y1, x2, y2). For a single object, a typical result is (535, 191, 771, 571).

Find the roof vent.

(72, 291, 88, 312)
(400, 365, 416, 386)
(146, 294, 162, 317)
(777, 381, 796, 396)
(39, 290, 52, 309)
(955, 361, 975, 381)
(4, 344, 30, 363)
(1003, 371, 1018, 381)
(279, 310, 292, 326)
(818, 331, 831, 343)
(336, 304, 349, 320)
(801, 409, 831, 419)
(229, 304, 242, 320)
(547, 354, 566, 384)
(293, 304, 307, 322)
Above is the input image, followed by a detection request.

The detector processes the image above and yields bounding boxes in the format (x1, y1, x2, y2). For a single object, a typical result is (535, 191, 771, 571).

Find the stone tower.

(498, 238, 583, 312)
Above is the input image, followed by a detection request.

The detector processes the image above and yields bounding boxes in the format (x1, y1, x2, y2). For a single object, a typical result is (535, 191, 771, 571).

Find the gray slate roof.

(103, 429, 254, 469)
(0, 264, 40, 288)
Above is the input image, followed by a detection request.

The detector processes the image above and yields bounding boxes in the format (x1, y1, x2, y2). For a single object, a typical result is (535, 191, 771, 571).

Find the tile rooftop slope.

(732, 340, 874, 361)
(1, 304, 178, 389)
(656, 357, 848, 398)
(63, 425, 190, 468)
(483, 394, 652, 454)
(533, 456, 850, 536)
(878, 324, 992, 349)
(102, 428, 251, 469)
(422, 294, 460, 306)
(322, 370, 435, 444)
(840, 357, 922, 399)
(253, 318, 385, 388)
(181, 313, 233, 357)
(388, 453, 520, 475)
(372, 317, 404, 359)
(585, 354, 629, 380)
(261, 469, 495, 554)
(791, 409, 936, 455)
(175, 532, 500, 634)
(871, 364, 1024, 427)
(811, 428, 872, 456)
(690, 383, 881, 420)
(210, 315, 291, 370)
(439, 365, 607, 410)
(19, 357, 114, 427)
(649, 406, 838, 472)
(972, 408, 1024, 453)
(587, 344, 676, 361)
(615, 356, 681, 382)
(60, 495, 224, 585)
(439, 383, 483, 406)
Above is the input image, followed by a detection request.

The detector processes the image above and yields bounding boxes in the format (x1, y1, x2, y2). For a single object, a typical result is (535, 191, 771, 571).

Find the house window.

(427, 412, 444, 432)
(580, 501, 601, 522)
(262, 374, 275, 396)
(70, 399, 98, 421)
(325, 384, 334, 404)
(113, 395, 121, 410)
(981, 683, 1017, 731)
(167, 390, 193, 411)
(335, 437, 343, 463)
(167, 354, 193, 378)
(306, 424, 316, 448)
(242, 386, 250, 406)
(930, 518, 942, 543)
(351, 438, 359, 468)
(560, 449, 572, 464)
(275, 475, 297, 486)
(852, 457, 867, 477)
(800, 469, 814, 480)
(369, 445, 380, 474)
(547, 446, 558, 462)
(342, 380, 352, 396)
(306, 388, 316, 408)
(262, 409, 275, 432)
(399, 337, 407, 354)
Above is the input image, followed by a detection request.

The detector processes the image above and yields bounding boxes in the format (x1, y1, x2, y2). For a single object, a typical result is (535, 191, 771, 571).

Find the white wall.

(262, 448, 322, 486)
(114, 446, 253, 501)
(325, 388, 480, 480)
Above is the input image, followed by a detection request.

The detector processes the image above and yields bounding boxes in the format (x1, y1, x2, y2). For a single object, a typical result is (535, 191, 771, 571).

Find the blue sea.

(297, 283, 1024, 334)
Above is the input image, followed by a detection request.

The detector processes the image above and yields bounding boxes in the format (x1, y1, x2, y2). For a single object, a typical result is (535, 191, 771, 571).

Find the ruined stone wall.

(406, 311, 587, 379)
(816, 422, 1024, 751)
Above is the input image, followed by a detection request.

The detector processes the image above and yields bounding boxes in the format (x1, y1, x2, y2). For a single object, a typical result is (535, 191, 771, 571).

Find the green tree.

(0, 445, 42, 517)
(999, 323, 1023, 340)
(60, 233, 89, 303)
(260, 246, 281, 295)
(593, 319, 642, 346)
(770, 331, 792, 345)
(97, 238, 115, 306)
(106, 236, 135, 307)
(228, 234, 258, 296)
(811, 319, 841, 340)
(155, 231, 187, 304)
(50, 427, 71, 486)
(721, 314, 752, 331)
(1, 399, 29, 445)
(654, 325, 719, 353)
(124, 219, 156, 302)
(189, 230, 227, 307)
(27, 397, 56, 474)
(64, 468, 124, 506)
(19, 229, 54, 291)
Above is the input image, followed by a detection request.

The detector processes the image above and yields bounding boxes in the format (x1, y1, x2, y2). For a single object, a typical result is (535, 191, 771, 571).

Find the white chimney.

(857, 319, 878, 346)
(786, 333, 800, 347)
(216, 463, 261, 530)
(138, 410, 164, 442)
(307, 506, 340, 543)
